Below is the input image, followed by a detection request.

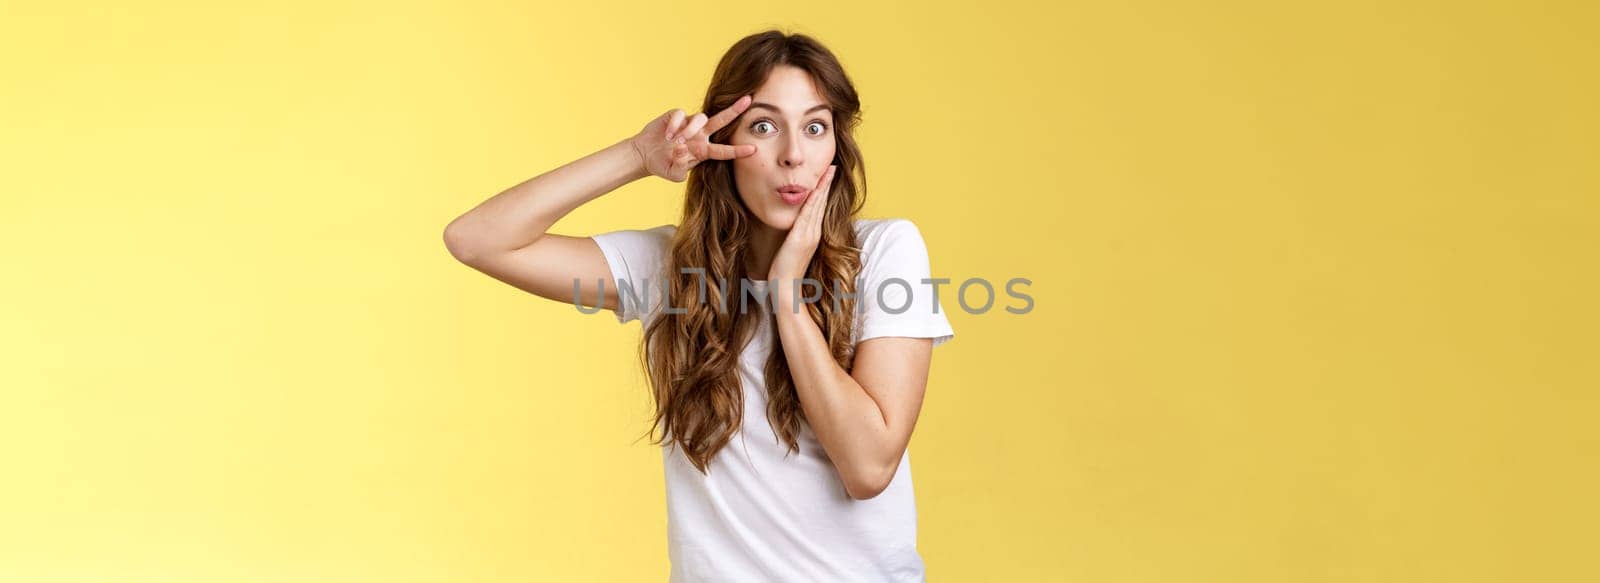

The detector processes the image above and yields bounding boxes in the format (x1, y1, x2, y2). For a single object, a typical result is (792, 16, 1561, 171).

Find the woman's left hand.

(767, 165, 838, 307)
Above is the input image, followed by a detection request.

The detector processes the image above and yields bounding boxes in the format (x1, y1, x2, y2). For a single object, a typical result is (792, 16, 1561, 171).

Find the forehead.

(750, 66, 830, 116)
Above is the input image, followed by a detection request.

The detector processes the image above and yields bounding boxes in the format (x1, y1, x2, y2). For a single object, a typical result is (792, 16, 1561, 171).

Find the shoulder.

(592, 224, 677, 254)
(852, 217, 929, 257)
(853, 217, 925, 247)
(851, 217, 934, 280)
(640, 223, 678, 243)
(590, 223, 679, 279)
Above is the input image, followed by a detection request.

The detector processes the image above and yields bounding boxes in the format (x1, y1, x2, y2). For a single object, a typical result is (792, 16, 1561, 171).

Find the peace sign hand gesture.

(630, 95, 758, 183)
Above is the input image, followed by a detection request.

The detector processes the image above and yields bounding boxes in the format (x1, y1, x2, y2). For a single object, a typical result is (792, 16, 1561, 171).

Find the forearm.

(771, 300, 893, 497)
(444, 136, 649, 257)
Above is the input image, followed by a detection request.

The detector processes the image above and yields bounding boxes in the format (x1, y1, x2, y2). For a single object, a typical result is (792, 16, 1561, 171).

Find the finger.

(705, 94, 753, 134)
(801, 167, 834, 224)
(679, 113, 708, 142)
(705, 142, 757, 159)
(664, 109, 687, 141)
(801, 191, 826, 241)
(809, 167, 837, 230)
(810, 164, 837, 197)
(814, 171, 833, 216)
(669, 157, 690, 179)
(800, 192, 824, 235)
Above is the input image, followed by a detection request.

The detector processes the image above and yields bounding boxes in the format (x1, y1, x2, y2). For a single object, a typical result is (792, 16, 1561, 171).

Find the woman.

(443, 30, 953, 582)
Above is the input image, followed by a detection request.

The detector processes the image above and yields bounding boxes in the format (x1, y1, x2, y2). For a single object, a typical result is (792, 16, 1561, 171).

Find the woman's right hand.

(629, 95, 758, 183)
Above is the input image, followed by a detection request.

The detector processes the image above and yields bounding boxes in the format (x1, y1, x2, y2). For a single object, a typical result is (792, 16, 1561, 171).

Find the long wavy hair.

(633, 30, 868, 474)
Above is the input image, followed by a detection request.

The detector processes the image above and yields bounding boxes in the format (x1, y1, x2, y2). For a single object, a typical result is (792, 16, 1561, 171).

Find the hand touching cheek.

(767, 164, 838, 307)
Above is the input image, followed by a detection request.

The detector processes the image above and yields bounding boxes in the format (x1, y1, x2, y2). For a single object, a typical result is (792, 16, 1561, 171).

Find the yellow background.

(4, 1, 1596, 581)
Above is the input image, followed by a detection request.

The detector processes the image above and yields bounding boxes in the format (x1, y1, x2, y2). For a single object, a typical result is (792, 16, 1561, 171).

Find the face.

(729, 65, 838, 231)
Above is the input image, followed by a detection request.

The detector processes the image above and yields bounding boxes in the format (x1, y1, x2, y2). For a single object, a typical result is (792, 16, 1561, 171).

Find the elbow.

(845, 482, 887, 501)
(843, 462, 895, 501)
(442, 220, 482, 265)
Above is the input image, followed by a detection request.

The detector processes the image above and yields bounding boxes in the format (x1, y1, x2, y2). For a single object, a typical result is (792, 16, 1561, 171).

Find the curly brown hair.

(634, 30, 869, 474)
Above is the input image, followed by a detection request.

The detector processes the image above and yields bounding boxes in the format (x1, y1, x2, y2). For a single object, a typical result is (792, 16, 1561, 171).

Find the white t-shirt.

(591, 218, 954, 582)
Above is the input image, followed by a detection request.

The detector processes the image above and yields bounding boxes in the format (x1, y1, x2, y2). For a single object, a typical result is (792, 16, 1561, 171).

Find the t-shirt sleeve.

(855, 219, 955, 348)
(590, 224, 674, 325)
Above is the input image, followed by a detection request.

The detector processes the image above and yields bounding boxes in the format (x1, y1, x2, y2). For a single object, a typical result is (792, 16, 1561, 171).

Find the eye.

(749, 119, 831, 136)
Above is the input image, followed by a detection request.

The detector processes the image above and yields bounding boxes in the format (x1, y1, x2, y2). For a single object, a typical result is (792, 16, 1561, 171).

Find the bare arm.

(765, 172, 938, 501)
(441, 95, 755, 314)
(442, 137, 648, 312)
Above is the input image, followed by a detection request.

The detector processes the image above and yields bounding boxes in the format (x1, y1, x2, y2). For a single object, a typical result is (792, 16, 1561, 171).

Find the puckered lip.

(776, 183, 807, 194)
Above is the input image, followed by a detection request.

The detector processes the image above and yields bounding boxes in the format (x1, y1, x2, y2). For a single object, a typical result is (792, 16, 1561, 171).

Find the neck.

(745, 222, 786, 280)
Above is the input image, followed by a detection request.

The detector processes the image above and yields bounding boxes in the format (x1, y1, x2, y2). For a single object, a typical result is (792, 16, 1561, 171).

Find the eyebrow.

(749, 102, 831, 117)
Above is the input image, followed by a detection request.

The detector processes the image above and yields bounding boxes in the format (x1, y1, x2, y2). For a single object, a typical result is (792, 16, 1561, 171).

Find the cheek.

(733, 155, 772, 187)
(731, 160, 765, 205)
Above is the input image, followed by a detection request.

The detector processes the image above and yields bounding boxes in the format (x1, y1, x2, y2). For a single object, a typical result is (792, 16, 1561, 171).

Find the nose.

(779, 133, 805, 168)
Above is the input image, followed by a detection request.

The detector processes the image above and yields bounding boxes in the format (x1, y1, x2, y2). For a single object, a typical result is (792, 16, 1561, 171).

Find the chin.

(774, 210, 802, 231)
(753, 208, 799, 231)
